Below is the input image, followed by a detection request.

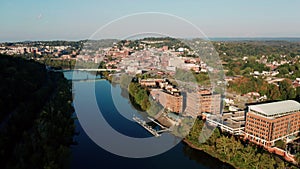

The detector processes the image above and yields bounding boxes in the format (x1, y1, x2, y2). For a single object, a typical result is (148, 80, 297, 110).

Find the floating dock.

(147, 117, 167, 129)
(133, 116, 161, 137)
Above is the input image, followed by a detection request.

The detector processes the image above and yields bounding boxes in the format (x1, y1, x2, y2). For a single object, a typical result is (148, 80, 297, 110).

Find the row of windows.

(274, 117, 300, 124)
(247, 132, 267, 140)
(289, 126, 300, 130)
(247, 115, 270, 124)
(274, 123, 287, 128)
(272, 135, 282, 140)
(246, 128, 268, 137)
(273, 131, 284, 137)
(271, 129, 299, 140)
(273, 125, 288, 130)
(251, 117, 268, 123)
(292, 122, 299, 125)
(247, 128, 296, 141)
(247, 116, 300, 128)
(246, 127, 290, 139)
(247, 120, 269, 128)
(246, 123, 268, 130)
(249, 137, 264, 142)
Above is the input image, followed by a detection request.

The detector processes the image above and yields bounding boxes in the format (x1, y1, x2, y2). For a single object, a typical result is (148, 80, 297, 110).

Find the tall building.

(184, 92, 200, 117)
(245, 100, 300, 148)
(160, 91, 183, 113)
(199, 89, 221, 115)
(150, 89, 183, 113)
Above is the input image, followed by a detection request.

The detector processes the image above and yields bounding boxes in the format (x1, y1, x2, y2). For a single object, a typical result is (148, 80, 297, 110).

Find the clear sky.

(1, 0, 300, 42)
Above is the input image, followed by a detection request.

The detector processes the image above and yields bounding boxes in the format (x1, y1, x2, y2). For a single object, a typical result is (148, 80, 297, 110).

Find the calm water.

(64, 71, 233, 169)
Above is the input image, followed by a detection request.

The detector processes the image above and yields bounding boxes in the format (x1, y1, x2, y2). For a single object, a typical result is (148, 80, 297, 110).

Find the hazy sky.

(1, 0, 300, 42)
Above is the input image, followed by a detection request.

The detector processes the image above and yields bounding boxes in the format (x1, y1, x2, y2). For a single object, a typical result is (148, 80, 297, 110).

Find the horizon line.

(2, 36, 300, 43)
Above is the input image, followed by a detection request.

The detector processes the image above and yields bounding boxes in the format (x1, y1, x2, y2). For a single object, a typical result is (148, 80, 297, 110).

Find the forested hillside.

(0, 55, 75, 169)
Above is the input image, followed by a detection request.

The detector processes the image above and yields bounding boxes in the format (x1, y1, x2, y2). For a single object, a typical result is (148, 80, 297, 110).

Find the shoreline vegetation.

(2, 54, 296, 168)
(0, 55, 75, 169)
(185, 118, 298, 169)
(3, 36, 300, 168)
(67, 67, 300, 169)
(182, 139, 234, 168)
(109, 74, 299, 169)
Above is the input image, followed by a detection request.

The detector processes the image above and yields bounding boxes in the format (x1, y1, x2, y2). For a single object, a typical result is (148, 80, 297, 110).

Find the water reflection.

(67, 71, 233, 169)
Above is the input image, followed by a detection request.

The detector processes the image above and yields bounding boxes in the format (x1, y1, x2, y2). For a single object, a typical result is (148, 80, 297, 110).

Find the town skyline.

(1, 1, 300, 168)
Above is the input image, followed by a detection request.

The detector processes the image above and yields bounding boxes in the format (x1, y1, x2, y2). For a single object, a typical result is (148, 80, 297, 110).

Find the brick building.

(162, 91, 183, 113)
(150, 89, 183, 113)
(199, 89, 221, 115)
(245, 100, 300, 148)
(139, 79, 164, 87)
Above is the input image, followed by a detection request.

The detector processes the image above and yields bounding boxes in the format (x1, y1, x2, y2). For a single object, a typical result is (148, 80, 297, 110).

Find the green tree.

(275, 140, 286, 149)
(242, 67, 252, 76)
(296, 87, 300, 101)
(267, 84, 281, 100)
(278, 79, 296, 100)
(295, 152, 300, 166)
(278, 67, 289, 75)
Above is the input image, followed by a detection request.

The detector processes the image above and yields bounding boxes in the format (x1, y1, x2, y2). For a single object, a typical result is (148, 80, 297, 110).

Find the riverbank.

(70, 75, 234, 169)
(80, 71, 298, 169)
(183, 139, 234, 169)
(184, 118, 299, 169)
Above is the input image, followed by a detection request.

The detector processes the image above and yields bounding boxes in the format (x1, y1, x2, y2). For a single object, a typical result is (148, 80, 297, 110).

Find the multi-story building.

(139, 79, 165, 88)
(162, 91, 183, 113)
(184, 92, 200, 117)
(139, 79, 161, 87)
(150, 89, 183, 113)
(205, 110, 246, 135)
(199, 89, 221, 115)
(245, 100, 300, 148)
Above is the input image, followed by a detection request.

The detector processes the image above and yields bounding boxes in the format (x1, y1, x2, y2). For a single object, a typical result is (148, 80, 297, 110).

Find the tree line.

(0, 55, 75, 169)
(228, 76, 299, 101)
(185, 118, 299, 169)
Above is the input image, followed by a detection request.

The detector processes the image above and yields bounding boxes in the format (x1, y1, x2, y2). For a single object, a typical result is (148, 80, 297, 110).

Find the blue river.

(63, 71, 233, 169)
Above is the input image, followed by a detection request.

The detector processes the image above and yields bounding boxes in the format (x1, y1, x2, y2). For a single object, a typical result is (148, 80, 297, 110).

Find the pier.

(132, 116, 161, 137)
(147, 117, 167, 129)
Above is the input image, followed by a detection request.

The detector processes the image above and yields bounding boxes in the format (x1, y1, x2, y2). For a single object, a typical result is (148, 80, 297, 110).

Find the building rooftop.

(248, 100, 300, 118)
